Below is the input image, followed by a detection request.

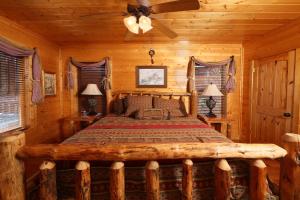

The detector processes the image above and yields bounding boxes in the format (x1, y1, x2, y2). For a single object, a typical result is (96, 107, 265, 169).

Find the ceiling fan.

(82, 0, 200, 40)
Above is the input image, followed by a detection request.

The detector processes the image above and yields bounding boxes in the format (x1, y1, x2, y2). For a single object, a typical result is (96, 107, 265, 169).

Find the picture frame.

(136, 66, 167, 88)
(43, 72, 56, 96)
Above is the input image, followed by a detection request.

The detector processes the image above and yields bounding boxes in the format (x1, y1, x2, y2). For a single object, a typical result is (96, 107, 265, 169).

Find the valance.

(67, 57, 111, 91)
(189, 56, 236, 93)
(0, 38, 43, 104)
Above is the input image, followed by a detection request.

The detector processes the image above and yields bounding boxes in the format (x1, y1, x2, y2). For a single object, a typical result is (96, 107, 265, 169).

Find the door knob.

(283, 112, 292, 117)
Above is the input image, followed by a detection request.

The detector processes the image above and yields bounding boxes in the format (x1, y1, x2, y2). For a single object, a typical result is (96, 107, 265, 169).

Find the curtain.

(191, 56, 236, 93)
(67, 57, 111, 90)
(0, 38, 43, 104)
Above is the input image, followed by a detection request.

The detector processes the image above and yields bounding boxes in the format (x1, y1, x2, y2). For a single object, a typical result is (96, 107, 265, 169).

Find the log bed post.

(39, 161, 57, 200)
(105, 57, 113, 114)
(187, 56, 195, 94)
(187, 56, 198, 118)
(280, 133, 300, 200)
(190, 90, 198, 118)
(215, 159, 231, 200)
(110, 162, 125, 200)
(182, 159, 193, 200)
(75, 161, 91, 200)
(249, 159, 267, 200)
(0, 132, 25, 200)
(146, 161, 160, 200)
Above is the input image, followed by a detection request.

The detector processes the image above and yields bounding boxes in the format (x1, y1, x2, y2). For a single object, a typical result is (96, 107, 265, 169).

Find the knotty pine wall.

(242, 18, 300, 141)
(0, 16, 63, 144)
(0, 16, 62, 176)
(61, 43, 244, 141)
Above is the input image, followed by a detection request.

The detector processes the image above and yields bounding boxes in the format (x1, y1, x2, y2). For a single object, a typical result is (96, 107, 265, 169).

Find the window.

(0, 51, 25, 133)
(195, 65, 226, 117)
(78, 65, 106, 113)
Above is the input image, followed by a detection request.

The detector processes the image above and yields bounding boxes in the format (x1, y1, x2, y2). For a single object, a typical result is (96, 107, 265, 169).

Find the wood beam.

(146, 161, 160, 200)
(75, 161, 91, 200)
(17, 143, 287, 161)
(110, 162, 125, 200)
(280, 133, 300, 200)
(182, 159, 193, 200)
(39, 161, 57, 200)
(215, 159, 231, 200)
(0, 132, 25, 200)
(249, 159, 267, 200)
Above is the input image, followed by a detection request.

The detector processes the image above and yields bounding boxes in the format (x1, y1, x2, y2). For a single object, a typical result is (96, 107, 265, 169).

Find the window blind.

(0, 51, 25, 133)
(78, 65, 106, 114)
(195, 65, 226, 117)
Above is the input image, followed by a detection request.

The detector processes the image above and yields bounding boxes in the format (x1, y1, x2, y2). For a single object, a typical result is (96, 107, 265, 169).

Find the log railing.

(16, 134, 300, 200)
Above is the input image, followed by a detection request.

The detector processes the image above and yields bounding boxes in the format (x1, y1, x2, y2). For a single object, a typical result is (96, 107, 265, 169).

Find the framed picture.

(136, 66, 167, 88)
(43, 72, 56, 96)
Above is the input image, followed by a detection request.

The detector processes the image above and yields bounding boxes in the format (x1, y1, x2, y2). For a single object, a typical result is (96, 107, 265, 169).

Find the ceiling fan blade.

(124, 30, 136, 41)
(151, 17, 177, 39)
(136, 0, 150, 7)
(80, 11, 127, 19)
(151, 0, 200, 14)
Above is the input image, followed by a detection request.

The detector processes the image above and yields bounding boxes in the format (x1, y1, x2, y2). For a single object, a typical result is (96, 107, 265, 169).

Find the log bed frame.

(15, 134, 300, 200)
(14, 59, 300, 200)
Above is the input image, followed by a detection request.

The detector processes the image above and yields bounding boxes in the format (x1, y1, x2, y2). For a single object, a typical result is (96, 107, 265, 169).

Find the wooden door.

(250, 51, 295, 145)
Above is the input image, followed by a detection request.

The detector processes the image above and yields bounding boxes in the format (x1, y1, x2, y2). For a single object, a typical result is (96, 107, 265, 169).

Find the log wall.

(242, 18, 300, 141)
(61, 43, 243, 140)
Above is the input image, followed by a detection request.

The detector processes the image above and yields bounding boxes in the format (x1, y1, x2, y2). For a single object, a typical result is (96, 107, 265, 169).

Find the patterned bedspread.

(63, 116, 232, 145)
(58, 116, 277, 200)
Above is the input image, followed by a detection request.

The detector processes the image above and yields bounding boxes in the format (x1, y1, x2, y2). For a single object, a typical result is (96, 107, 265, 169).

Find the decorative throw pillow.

(153, 97, 187, 118)
(113, 98, 124, 115)
(125, 95, 153, 117)
(135, 108, 164, 120)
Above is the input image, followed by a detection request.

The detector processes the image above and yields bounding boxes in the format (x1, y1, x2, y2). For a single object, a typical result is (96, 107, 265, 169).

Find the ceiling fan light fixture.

(139, 15, 153, 33)
(141, 25, 153, 33)
(124, 16, 139, 34)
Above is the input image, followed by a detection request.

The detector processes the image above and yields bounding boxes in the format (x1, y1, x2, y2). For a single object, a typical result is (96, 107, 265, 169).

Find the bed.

(53, 92, 278, 200)
(58, 116, 251, 200)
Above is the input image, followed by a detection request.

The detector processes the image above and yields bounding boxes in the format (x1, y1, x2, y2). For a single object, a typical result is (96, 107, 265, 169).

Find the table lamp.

(81, 84, 102, 116)
(202, 83, 224, 118)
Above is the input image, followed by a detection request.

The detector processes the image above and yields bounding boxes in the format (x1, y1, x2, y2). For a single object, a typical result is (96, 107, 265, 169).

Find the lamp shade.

(81, 84, 102, 95)
(123, 16, 139, 34)
(202, 83, 223, 97)
(139, 16, 153, 33)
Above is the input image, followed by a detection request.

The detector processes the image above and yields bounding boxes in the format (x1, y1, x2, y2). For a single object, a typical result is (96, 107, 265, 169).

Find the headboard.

(104, 57, 199, 117)
(105, 90, 198, 117)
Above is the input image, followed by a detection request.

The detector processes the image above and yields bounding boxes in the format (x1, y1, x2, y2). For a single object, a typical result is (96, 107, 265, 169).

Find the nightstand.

(65, 113, 103, 134)
(198, 115, 231, 138)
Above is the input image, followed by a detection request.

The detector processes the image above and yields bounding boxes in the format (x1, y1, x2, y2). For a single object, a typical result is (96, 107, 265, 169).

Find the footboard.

(16, 134, 300, 200)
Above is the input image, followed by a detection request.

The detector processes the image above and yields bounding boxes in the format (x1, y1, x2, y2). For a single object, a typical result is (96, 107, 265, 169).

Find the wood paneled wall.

(0, 16, 62, 176)
(242, 18, 300, 141)
(61, 43, 243, 140)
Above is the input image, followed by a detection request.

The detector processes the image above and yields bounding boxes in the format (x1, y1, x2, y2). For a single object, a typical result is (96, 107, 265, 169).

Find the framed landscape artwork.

(136, 66, 167, 88)
(43, 72, 56, 96)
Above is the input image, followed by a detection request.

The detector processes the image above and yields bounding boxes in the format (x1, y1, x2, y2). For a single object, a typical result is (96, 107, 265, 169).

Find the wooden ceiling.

(0, 0, 300, 44)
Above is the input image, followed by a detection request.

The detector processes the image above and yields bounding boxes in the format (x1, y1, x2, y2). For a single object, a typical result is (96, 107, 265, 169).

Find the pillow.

(125, 95, 153, 117)
(153, 97, 187, 118)
(113, 98, 125, 115)
(135, 108, 164, 120)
